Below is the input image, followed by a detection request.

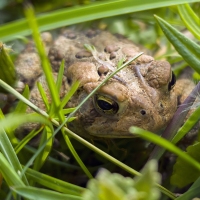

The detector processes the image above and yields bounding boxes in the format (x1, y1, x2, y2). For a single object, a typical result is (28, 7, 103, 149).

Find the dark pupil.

(168, 72, 176, 91)
(97, 100, 113, 110)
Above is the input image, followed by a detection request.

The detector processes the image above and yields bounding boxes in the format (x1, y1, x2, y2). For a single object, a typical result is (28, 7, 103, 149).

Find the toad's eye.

(168, 71, 176, 91)
(94, 95, 119, 115)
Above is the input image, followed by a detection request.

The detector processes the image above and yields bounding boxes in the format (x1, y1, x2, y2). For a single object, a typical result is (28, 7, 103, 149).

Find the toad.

(14, 29, 195, 138)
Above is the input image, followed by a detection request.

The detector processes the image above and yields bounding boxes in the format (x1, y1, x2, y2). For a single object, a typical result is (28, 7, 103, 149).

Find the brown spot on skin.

(85, 29, 99, 38)
(75, 51, 92, 59)
(104, 45, 120, 53)
(65, 32, 77, 39)
(110, 52, 116, 60)
(98, 65, 109, 76)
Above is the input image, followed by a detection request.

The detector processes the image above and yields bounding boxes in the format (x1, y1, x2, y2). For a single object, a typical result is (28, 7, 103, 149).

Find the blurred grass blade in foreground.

(1, 0, 200, 42)
(178, 4, 200, 40)
(154, 15, 200, 74)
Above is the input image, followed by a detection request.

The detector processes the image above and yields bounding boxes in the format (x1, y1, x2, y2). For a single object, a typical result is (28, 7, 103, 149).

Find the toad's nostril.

(140, 109, 146, 115)
(67, 78, 72, 85)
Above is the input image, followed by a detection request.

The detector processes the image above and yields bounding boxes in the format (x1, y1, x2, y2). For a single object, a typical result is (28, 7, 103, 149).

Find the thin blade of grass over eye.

(129, 126, 200, 172)
(64, 53, 143, 123)
(154, 15, 200, 74)
(178, 4, 200, 40)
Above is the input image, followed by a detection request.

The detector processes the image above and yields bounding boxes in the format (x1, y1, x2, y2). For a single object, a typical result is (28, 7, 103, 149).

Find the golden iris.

(94, 94, 119, 115)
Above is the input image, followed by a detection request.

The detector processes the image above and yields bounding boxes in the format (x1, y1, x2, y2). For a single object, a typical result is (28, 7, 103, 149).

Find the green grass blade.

(149, 82, 200, 160)
(0, 113, 52, 132)
(25, 167, 84, 195)
(0, 43, 16, 91)
(154, 15, 200, 74)
(11, 186, 83, 200)
(56, 60, 65, 92)
(170, 142, 200, 187)
(14, 127, 43, 154)
(0, 128, 28, 185)
(13, 85, 30, 114)
(0, 76, 91, 179)
(48, 60, 65, 115)
(61, 130, 93, 179)
(21, 129, 55, 178)
(0, 152, 25, 187)
(0, 112, 53, 184)
(24, 4, 60, 110)
(25, 145, 80, 170)
(63, 108, 76, 115)
(172, 105, 200, 144)
(129, 126, 200, 171)
(178, 4, 200, 40)
(0, 109, 19, 147)
(176, 177, 200, 200)
(60, 81, 79, 109)
(37, 82, 50, 111)
(33, 126, 53, 172)
(1, 0, 200, 42)
(61, 127, 176, 199)
(0, 79, 49, 118)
